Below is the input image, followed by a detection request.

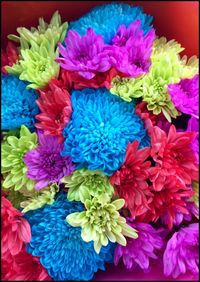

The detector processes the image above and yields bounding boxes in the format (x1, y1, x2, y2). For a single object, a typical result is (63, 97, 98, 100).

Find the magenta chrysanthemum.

(187, 116, 199, 163)
(23, 131, 74, 190)
(168, 74, 199, 118)
(163, 223, 199, 278)
(57, 28, 112, 79)
(110, 20, 155, 77)
(114, 220, 164, 271)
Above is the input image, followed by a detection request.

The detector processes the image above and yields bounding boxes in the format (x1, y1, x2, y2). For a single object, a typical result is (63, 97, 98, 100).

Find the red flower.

(1, 196, 31, 260)
(137, 178, 194, 229)
(1, 196, 51, 281)
(35, 79, 72, 143)
(59, 67, 125, 90)
(110, 140, 153, 217)
(1, 42, 19, 74)
(2, 247, 52, 281)
(149, 125, 198, 191)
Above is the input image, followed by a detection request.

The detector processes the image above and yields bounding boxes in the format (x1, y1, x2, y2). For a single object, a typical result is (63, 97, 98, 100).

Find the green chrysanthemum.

(62, 169, 114, 203)
(20, 184, 59, 213)
(8, 11, 68, 49)
(3, 189, 27, 210)
(5, 38, 59, 89)
(191, 181, 199, 208)
(66, 194, 138, 254)
(1, 125, 38, 191)
(111, 37, 198, 121)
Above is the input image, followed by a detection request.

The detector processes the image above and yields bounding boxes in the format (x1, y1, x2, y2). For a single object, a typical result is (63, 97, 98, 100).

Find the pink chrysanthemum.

(149, 125, 198, 191)
(1, 196, 31, 260)
(36, 79, 72, 143)
(110, 140, 153, 217)
(137, 179, 194, 229)
(1, 42, 19, 74)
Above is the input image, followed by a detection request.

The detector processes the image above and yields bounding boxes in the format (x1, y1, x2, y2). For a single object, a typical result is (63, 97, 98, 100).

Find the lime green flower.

(191, 181, 199, 208)
(2, 125, 38, 191)
(6, 38, 59, 89)
(62, 169, 114, 203)
(20, 184, 59, 213)
(4, 189, 27, 210)
(8, 11, 68, 49)
(66, 194, 138, 253)
(111, 37, 198, 122)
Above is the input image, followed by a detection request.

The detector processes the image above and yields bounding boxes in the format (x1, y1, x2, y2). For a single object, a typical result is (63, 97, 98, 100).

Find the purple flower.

(57, 28, 111, 79)
(114, 221, 164, 271)
(110, 20, 155, 77)
(23, 131, 74, 190)
(168, 74, 199, 118)
(163, 223, 199, 278)
(187, 116, 199, 163)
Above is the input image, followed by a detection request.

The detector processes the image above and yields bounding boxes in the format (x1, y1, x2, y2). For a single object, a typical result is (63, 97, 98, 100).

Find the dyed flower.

(6, 38, 59, 89)
(8, 11, 67, 48)
(168, 74, 199, 118)
(2, 74, 39, 131)
(191, 181, 199, 208)
(62, 88, 149, 175)
(7, 249, 52, 281)
(2, 125, 37, 191)
(161, 200, 199, 226)
(69, 3, 153, 44)
(138, 179, 194, 229)
(67, 194, 138, 254)
(149, 125, 198, 191)
(2, 196, 31, 260)
(110, 37, 198, 121)
(110, 140, 152, 217)
(20, 184, 59, 213)
(114, 221, 164, 271)
(67, 67, 122, 90)
(62, 169, 114, 203)
(25, 192, 115, 281)
(4, 189, 27, 210)
(24, 131, 74, 190)
(163, 223, 199, 278)
(1, 41, 19, 74)
(57, 28, 112, 79)
(111, 20, 155, 77)
(35, 79, 72, 142)
(187, 116, 199, 163)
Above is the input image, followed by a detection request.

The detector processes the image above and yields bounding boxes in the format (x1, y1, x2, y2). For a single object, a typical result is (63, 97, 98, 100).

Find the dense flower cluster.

(1, 3, 199, 281)
(25, 192, 115, 281)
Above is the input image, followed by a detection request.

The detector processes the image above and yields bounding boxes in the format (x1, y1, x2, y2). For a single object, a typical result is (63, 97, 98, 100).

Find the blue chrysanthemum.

(61, 88, 149, 175)
(2, 74, 39, 131)
(25, 191, 115, 281)
(68, 3, 153, 44)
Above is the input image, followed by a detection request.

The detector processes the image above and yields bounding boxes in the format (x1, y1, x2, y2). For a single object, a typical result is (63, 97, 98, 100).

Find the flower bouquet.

(1, 3, 199, 281)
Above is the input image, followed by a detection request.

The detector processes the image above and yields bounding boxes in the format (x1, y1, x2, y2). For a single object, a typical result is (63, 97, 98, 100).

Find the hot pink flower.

(35, 79, 72, 143)
(137, 179, 194, 229)
(110, 140, 153, 217)
(149, 125, 198, 191)
(1, 196, 31, 259)
(1, 42, 19, 74)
